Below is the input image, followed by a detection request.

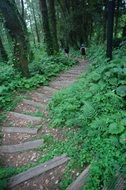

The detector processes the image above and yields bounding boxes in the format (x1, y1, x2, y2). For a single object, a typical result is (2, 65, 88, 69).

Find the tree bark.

(48, 0, 59, 53)
(0, 0, 30, 77)
(0, 36, 8, 62)
(115, 0, 120, 38)
(106, 0, 115, 60)
(29, 14, 36, 46)
(39, 0, 54, 55)
(21, 0, 24, 18)
(31, 0, 40, 44)
(103, 1, 107, 41)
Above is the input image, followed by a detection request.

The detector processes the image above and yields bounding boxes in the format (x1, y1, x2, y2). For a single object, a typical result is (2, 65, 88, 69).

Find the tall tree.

(0, 36, 8, 62)
(48, 0, 59, 53)
(106, 0, 115, 60)
(103, 0, 107, 41)
(31, 0, 40, 44)
(115, 0, 120, 38)
(21, 0, 24, 18)
(0, 0, 30, 77)
(39, 0, 54, 55)
(28, 13, 36, 46)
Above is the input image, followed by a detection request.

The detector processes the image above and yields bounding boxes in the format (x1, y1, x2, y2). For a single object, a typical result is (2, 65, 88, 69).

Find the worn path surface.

(0, 60, 88, 190)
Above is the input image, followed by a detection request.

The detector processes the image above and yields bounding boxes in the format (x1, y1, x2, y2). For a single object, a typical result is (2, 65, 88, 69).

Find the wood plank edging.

(66, 166, 90, 190)
(8, 155, 70, 188)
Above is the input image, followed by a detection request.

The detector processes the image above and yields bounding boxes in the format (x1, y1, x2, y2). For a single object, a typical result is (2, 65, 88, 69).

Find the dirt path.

(0, 60, 87, 190)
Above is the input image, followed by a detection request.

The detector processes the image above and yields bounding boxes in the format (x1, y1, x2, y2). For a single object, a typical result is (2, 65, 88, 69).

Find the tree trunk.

(0, 0, 30, 77)
(115, 0, 120, 38)
(21, 0, 24, 18)
(48, 0, 59, 53)
(122, 25, 126, 38)
(31, 0, 40, 44)
(0, 36, 8, 62)
(106, 0, 115, 60)
(39, 0, 54, 55)
(103, 1, 107, 41)
(29, 14, 36, 46)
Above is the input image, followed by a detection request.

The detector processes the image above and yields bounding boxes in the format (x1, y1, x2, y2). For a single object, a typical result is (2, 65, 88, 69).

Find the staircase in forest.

(0, 61, 90, 190)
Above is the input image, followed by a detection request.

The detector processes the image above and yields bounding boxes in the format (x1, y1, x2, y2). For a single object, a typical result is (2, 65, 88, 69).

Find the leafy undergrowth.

(0, 53, 76, 111)
(0, 45, 126, 189)
(0, 53, 77, 189)
(47, 44, 126, 189)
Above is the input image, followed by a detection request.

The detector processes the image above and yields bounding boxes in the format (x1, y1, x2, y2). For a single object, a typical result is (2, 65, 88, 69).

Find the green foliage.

(116, 85, 126, 97)
(48, 44, 126, 189)
(0, 167, 16, 190)
(109, 123, 125, 135)
(0, 63, 15, 83)
(29, 53, 75, 77)
(0, 54, 76, 110)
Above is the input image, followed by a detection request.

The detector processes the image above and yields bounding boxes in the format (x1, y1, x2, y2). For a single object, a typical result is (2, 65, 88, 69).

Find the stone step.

(0, 139, 43, 153)
(22, 99, 46, 110)
(9, 112, 42, 123)
(8, 155, 70, 188)
(2, 127, 38, 134)
(66, 166, 90, 190)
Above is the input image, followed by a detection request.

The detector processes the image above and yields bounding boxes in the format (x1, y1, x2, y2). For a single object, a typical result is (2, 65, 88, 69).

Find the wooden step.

(53, 80, 74, 84)
(42, 86, 57, 93)
(66, 71, 82, 75)
(0, 139, 43, 153)
(50, 83, 72, 87)
(102, 174, 125, 190)
(66, 166, 90, 190)
(61, 74, 79, 77)
(22, 99, 46, 110)
(67, 68, 83, 72)
(51, 81, 73, 87)
(58, 77, 75, 81)
(37, 86, 57, 96)
(9, 112, 42, 123)
(2, 127, 38, 134)
(34, 92, 51, 100)
(8, 155, 70, 188)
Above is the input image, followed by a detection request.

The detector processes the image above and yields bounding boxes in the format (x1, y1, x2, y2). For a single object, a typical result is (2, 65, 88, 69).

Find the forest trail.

(0, 60, 88, 190)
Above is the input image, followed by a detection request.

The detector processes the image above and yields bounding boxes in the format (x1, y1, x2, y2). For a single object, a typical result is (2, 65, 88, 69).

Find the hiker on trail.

(64, 47, 69, 57)
(80, 44, 86, 59)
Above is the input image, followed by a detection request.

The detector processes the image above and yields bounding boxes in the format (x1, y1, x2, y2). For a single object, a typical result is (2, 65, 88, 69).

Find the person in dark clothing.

(64, 47, 69, 57)
(80, 44, 86, 59)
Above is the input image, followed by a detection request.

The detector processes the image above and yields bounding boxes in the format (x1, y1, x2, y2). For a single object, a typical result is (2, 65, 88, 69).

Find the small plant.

(0, 167, 17, 190)
(0, 54, 76, 110)
(48, 43, 126, 189)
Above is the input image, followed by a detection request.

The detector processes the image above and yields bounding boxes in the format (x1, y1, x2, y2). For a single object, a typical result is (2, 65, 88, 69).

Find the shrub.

(49, 44, 126, 189)
(0, 54, 76, 110)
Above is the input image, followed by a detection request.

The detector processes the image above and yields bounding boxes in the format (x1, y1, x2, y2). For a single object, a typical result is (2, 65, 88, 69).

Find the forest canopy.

(0, 0, 126, 74)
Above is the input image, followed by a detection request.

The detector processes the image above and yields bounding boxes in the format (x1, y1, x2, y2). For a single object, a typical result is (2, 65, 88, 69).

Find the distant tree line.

(0, 0, 126, 76)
